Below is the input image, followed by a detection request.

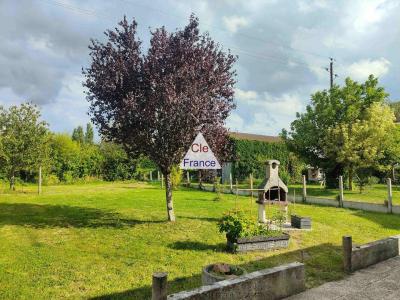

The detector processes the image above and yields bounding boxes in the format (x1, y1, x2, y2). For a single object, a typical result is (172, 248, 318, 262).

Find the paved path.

(287, 256, 400, 300)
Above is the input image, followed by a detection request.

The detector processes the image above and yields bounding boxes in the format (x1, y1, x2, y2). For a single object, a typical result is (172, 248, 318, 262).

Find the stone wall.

(343, 200, 388, 213)
(343, 235, 400, 272)
(167, 262, 305, 300)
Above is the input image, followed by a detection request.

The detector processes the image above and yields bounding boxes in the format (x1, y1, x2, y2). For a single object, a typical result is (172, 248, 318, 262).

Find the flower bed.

(218, 209, 290, 253)
(228, 233, 290, 253)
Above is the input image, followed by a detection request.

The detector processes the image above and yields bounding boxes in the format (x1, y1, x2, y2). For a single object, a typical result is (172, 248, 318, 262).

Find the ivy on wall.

(231, 139, 304, 183)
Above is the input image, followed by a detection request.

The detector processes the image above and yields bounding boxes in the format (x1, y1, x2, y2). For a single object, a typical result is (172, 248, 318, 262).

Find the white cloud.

(346, 57, 390, 81)
(229, 88, 305, 135)
(222, 15, 249, 33)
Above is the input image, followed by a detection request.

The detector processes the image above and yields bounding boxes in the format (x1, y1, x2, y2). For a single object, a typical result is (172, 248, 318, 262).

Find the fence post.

(186, 171, 190, 187)
(38, 165, 42, 195)
(229, 173, 233, 194)
(339, 176, 344, 208)
(149, 171, 153, 182)
(387, 178, 393, 214)
(157, 171, 160, 181)
(250, 173, 254, 198)
(161, 174, 164, 189)
(342, 236, 352, 273)
(152, 272, 168, 300)
(302, 175, 307, 203)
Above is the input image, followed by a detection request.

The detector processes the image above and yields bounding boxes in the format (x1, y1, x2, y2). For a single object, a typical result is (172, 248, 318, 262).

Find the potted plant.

(201, 263, 246, 285)
(218, 210, 290, 253)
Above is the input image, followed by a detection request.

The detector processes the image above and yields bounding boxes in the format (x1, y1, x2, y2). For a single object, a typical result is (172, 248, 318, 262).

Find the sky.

(0, 0, 399, 138)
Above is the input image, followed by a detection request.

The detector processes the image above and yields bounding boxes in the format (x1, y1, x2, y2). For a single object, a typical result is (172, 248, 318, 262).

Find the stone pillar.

(152, 272, 168, 300)
(302, 175, 307, 203)
(342, 236, 352, 273)
(339, 176, 344, 208)
(387, 178, 393, 214)
(258, 203, 266, 223)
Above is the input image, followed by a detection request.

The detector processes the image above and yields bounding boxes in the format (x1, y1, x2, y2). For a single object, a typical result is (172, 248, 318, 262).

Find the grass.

(0, 182, 399, 299)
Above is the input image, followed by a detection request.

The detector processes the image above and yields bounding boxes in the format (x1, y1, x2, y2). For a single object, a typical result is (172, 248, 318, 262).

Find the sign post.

(180, 133, 221, 170)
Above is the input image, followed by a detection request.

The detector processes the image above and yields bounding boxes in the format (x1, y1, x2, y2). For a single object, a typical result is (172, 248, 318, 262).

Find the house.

(221, 132, 282, 183)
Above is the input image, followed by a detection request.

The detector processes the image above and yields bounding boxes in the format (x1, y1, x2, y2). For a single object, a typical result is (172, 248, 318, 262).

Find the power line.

(118, 0, 329, 60)
(37, 0, 323, 72)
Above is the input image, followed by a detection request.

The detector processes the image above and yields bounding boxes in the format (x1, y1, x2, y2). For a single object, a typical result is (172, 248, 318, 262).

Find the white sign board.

(180, 132, 221, 169)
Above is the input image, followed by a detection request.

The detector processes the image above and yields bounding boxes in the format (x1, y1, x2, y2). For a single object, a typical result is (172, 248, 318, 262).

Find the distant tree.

(99, 142, 133, 181)
(50, 133, 81, 181)
(0, 103, 49, 190)
(283, 75, 396, 189)
(83, 15, 236, 221)
(85, 123, 94, 144)
(72, 126, 84, 144)
(389, 101, 400, 122)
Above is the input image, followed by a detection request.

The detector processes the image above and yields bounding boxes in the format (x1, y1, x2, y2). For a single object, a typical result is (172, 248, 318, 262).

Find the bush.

(43, 174, 60, 186)
(170, 166, 183, 189)
(354, 169, 379, 193)
(62, 171, 75, 184)
(214, 176, 223, 201)
(218, 210, 282, 243)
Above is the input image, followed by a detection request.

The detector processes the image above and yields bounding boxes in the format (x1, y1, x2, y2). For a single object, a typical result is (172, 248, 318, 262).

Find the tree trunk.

(9, 170, 15, 191)
(198, 170, 203, 190)
(348, 167, 353, 191)
(164, 172, 176, 222)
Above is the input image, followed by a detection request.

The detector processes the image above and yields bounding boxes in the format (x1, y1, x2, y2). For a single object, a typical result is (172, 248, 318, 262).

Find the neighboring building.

(229, 132, 281, 143)
(307, 166, 324, 182)
(221, 132, 282, 183)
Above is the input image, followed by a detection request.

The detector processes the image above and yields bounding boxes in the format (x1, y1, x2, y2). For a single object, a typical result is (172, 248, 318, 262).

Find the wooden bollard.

(152, 272, 168, 300)
(342, 236, 352, 273)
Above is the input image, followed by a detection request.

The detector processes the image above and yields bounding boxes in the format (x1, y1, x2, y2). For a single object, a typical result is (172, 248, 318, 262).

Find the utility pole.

(325, 57, 338, 89)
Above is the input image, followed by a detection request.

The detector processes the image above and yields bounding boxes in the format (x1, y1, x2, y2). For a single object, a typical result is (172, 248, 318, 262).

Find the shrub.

(218, 210, 281, 243)
(62, 171, 75, 184)
(170, 166, 183, 189)
(214, 176, 223, 201)
(354, 169, 379, 193)
(43, 174, 60, 186)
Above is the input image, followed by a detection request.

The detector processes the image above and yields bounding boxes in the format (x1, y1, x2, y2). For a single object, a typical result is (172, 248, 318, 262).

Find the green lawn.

(0, 182, 399, 299)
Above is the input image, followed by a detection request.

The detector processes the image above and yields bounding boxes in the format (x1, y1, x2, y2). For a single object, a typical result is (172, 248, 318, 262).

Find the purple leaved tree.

(83, 15, 237, 221)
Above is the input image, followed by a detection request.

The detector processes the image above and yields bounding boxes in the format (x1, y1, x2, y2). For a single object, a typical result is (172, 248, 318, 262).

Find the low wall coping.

(167, 262, 305, 300)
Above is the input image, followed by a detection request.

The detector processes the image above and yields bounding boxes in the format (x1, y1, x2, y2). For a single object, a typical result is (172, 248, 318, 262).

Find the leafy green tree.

(0, 103, 49, 189)
(99, 142, 134, 181)
(72, 126, 84, 144)
(283, 75, 396, 189)
(389, 101, 400, 122)
(85, 123, 94, 144)
(49, 133, 81, 181)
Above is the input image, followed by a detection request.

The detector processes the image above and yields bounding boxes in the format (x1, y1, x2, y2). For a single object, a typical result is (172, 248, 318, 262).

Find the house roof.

(229, 132, 281, 143)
